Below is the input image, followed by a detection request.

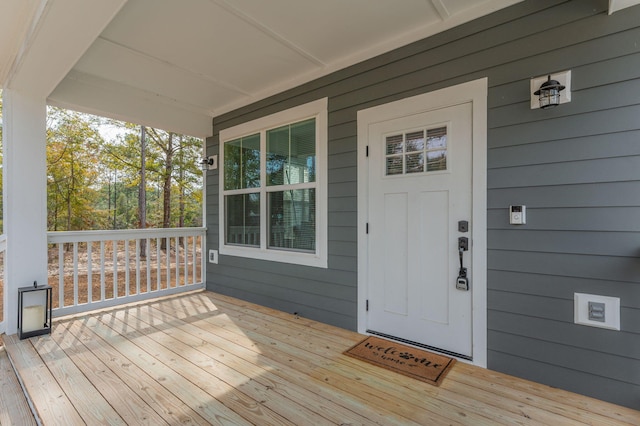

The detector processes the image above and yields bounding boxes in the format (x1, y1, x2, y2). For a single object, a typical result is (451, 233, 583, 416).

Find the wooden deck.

(0, 338, 37, 425)
(3, 290, 639, 425)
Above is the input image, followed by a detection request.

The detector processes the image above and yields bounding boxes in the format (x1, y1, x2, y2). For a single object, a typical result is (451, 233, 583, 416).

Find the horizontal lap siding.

(485, 0, 640, 409)
(207, 0, 640, 408)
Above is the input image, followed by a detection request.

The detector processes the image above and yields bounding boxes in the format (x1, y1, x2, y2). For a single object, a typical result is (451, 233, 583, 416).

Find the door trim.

(356, 78, 488, 367)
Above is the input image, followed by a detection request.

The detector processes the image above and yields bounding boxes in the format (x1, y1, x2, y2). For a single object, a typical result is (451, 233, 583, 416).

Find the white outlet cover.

(208, 249, 218, 264)
(574, 293, 620, 330)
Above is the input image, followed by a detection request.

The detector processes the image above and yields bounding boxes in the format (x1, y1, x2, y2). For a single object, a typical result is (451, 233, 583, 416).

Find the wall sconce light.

(534, 76, 565, 108)
(18, 281, 53, 340)
(201, 155, 217, 170)
(530, 70, 571, 109)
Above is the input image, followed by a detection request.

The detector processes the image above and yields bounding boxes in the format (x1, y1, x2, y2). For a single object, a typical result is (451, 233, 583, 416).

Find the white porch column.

(2, 89, 48, 335)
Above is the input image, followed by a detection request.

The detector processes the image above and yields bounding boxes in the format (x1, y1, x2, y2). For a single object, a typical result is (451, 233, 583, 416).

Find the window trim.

(219, 98, 328, 268)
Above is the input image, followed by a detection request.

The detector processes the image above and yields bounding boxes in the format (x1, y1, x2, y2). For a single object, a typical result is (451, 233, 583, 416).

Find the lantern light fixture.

(534, 75, 565, 109)
(530, 70, 571, 109)
(201, 155, 217, 170)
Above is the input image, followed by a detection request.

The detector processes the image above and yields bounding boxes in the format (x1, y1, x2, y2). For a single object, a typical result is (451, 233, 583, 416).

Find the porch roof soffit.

(2, 0, 525, 139)
(1, 0, 127, 100)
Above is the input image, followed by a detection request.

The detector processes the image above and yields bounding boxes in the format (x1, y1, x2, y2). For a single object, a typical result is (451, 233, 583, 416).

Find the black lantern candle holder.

(18, 281, 53, 340)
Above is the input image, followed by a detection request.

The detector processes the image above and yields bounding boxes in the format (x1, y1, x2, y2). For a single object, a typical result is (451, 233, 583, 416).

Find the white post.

(2, 89, 48, 335)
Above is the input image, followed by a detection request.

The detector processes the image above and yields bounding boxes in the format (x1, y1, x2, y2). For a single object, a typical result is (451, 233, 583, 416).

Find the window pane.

(406, 153, 424, 173)
(268, 189, 315, 252)
(427, 150, 447, 171)
(225, 193, 260, 246)
(426, 127, 447, 150)
(267, 118, 316, 186)
(386, 156, 403, 175)
(386, 134, 403, 155)
(224, 134, 260, 190)
(406, 131, 424, 152)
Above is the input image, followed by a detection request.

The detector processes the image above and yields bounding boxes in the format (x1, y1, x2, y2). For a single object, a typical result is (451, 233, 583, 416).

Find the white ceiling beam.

(97, 36, 251, 97)
(49, 71, 212, 138)
(210, 0, 326, 67)
(6, 0, 127, 98)
(430, 0, 450, 20)
(609, 0, 640, 14)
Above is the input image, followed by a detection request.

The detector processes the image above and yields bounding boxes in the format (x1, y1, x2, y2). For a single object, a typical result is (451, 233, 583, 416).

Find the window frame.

(219, 98, 328, 268)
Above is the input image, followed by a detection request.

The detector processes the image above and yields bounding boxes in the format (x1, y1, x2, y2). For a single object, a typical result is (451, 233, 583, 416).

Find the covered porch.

(2, 0, 640, 416)
(2, 290, 638, 425)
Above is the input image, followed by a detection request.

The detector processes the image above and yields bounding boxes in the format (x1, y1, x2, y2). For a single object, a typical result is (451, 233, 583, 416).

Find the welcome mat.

(344, 336, 456, 386)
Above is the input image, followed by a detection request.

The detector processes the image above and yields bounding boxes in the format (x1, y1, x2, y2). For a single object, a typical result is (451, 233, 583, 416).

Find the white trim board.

(356, 78, 488, 367)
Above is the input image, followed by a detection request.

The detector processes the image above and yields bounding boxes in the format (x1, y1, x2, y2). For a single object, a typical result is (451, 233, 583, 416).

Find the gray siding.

(207, 0, 640, 409)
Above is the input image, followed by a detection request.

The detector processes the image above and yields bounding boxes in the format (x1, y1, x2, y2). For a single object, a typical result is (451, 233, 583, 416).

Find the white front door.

(363, 98, 475, 358)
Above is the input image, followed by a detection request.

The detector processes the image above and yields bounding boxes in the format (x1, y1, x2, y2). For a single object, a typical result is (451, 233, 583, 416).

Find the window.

(219, 98, 328, 268)
(385, 126, 448, 175)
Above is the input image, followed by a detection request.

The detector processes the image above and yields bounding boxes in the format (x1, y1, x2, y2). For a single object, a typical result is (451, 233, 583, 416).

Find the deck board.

(4, 290, 639, 425)
(0, 340, 36, 426)
(3, 333, 84, 425)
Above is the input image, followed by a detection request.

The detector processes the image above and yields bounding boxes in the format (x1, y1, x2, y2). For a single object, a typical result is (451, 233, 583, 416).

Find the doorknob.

(457, 237, 469, 291)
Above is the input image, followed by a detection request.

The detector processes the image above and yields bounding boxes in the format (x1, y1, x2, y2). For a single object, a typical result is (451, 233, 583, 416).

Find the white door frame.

(356, 78, 488, 367)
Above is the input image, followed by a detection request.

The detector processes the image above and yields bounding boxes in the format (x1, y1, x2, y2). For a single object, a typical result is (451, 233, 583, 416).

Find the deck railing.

(47, 227, 205, 317)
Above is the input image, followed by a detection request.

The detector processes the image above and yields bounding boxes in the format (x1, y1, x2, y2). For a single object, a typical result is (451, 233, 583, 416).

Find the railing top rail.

(47, 227, 206, 244)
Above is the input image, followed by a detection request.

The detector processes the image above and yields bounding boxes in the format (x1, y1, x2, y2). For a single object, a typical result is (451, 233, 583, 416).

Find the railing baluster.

(136, 238, 140, 294)
(73, 242, 79, 306)
(156, 237, 161, 291)
(175, 237, 180, 287)
(146, 238, 151, 293)
(191, 236, 196, 284)
(125, 240, 130, 297)
(113, 240, 118, 299)
(166, 237, 171, 289)
(58, 244, 64, 308)
(183, 236, 188, 285)
(201, 235, 205, 283)
(100, 241, 106, 302)
(87, 242, 93, 304)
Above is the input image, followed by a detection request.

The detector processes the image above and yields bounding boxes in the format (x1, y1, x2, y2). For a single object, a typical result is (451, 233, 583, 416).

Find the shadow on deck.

(2, 290, 639, 425)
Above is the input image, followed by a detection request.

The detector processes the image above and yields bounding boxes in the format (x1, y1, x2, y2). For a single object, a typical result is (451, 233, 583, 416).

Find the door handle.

(457, 237, 469, 291)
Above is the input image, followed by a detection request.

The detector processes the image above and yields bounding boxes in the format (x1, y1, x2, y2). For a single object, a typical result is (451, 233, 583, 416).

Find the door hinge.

(366, 223, 369, 234)
(366, 145, 369, 157)
(366, 300, 369, 311)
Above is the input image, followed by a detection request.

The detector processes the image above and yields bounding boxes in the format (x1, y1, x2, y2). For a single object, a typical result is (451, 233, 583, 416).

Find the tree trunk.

(161, 132, 173, 250)
(178, 135, 185, 247)
(66, 156, 74, 231)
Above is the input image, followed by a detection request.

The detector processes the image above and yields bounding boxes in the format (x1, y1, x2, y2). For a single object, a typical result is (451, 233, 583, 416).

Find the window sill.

(219, 244, 327, 268)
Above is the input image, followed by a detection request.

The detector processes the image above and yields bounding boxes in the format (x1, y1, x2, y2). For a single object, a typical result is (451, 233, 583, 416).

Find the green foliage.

(47, 107, 104, 230)
(45, 107, 203, 231)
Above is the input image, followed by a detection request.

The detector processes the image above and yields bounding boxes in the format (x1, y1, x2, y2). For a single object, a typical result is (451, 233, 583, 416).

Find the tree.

(147, 128, 174, 230)
(146, 128, 175, 249)
(46, 107, 104, 231)
(43, 108, 203, 233)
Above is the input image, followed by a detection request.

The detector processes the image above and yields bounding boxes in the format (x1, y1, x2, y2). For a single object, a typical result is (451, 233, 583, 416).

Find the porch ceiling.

(0, 0, 527, 138)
